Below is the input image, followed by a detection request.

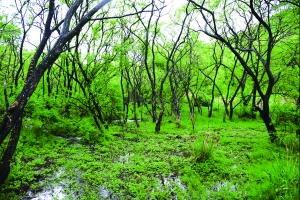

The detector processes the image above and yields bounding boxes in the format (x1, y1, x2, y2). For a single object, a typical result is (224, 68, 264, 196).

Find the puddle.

(25, 185, 66, 200)
(56, 136, 95, 152)
(210, 180, 237, 192)
(23, 167, 122, 200)
(119, 153, 134, 164)
(23, 169, 68, 200)
(157, 173, 187, 192)
(99, 186, 123, 199)
(112, 119, 141, 124)
(99, 186, 111, 198)
(22, 137, 128, 200)
(20, 137, 187, 199)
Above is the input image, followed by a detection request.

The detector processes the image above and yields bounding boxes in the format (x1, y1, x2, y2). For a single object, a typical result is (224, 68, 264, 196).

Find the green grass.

(0, 113, 299, 199)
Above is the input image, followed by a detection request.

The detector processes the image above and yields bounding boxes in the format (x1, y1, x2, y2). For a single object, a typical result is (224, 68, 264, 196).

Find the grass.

(0, 111, 299, 199)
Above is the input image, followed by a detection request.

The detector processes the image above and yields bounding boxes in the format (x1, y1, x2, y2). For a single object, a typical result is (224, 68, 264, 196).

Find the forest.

(0, 0, 299, 199)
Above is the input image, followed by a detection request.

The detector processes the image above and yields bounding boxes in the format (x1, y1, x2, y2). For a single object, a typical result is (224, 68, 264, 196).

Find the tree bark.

(0, 0, 112, 185)
(256, 97, 277, 142)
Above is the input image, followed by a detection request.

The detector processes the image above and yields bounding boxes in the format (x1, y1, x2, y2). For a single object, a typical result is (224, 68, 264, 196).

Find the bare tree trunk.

(208, 66, 219, 118)
(133, 92, 140, 128)
(0, 0, 112, 185)
(256, 97, 277, 142)
(296, 87, 300, 136)
(155, 104, 164, 132)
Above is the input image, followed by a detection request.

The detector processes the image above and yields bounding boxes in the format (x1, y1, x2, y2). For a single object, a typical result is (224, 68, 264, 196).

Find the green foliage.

(78, 117, 102, 143)
(1, 115, 300, 199)
(244, 153, 299, 199)
(192, 133, 218, 162)
(23, 96, 81, 137)
(263, 158, 299, 199)
(271, 103, 298, 132)
(0, 0, 299, 199)
(100, 80, 123, 122)
(236, 105, 257, 120)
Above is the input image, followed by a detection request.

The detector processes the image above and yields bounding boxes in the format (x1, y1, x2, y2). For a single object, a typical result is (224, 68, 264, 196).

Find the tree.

(128, 0, 162, 123)
(188, 0, 299, 141)
(0, 13, 22, 97)
(0, 0, 113, 185)
(154, 1, 192, 132)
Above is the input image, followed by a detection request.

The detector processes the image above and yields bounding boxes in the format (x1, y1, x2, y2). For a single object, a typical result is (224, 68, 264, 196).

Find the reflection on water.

(210, 180, 237, 192)
(24, 169, 67, 200)
(158, 174, 186, 192)
(21, 136, 237, 199)
(26, 185, 65, 200)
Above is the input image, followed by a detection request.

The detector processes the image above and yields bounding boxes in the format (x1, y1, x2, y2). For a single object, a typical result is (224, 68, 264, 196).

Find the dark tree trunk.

(191, 91, 202, 115)
(0, 114, 23, 185)
(123, 80, 130, 123)
(151, 91, 157, 123)
(169, 73, 181, 120)
(228, 70, 247, 121)
(256, 98, 277, 142)
(120, 74, 128, 123)
(208, 93, 214, 118)
(47, 68, 52, 96)
(262, 114, 277, 142)
(296, 87, 300, 136)
(92, 99, 105, 130)
(0, 101, 26, 185)
(229, 100, 234, 120)
(0, 0, 112, 185)
(155, 108, 164, 133)
(223, 104, 229, 123)
(185, 89, 195, 129)
(208, 65, 219, 118)
(133, 99, 139, 128)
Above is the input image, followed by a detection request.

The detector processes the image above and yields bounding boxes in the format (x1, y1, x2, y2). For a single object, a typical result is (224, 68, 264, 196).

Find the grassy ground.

(0, 113, 299, 199)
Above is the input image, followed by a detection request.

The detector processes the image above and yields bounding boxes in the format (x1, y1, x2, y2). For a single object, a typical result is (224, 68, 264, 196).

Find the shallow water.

(23, 169, 67, 200)
(158, 174, 187, 191)
(21, 136, 237, 199)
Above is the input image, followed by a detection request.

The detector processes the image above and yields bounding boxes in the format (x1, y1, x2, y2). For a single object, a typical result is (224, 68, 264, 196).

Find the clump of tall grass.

(263, 138, 299, 199)
(192, 133, 219, 162)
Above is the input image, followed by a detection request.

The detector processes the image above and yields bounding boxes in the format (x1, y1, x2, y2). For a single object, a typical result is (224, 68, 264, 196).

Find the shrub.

(192, 133, 219, 162)
(271, 103, 298, 133)
(237, 106, 256, 119)
(78, 117, 102, 143)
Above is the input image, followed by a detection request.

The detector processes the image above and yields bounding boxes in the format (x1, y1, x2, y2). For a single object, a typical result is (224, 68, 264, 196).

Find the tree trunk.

(223, 110, 227, 123)
(229, 101, 234, 120)
(47, 68, 52, 96)
(151, 91, 157, 123)
(296, 87, 300, 136)
(155, 90, 165, 133)
(208, 100, 213, 118)
(208, 66, 219, 118)
(262, 114, 277, 142)
(257, 99, 277, 142)
(133, 91, 139, 128)
(0, 107, 24, 185)
(185, 86, 195, 129)
(155, 109, 164, 133)
(0, 0, 112, 185)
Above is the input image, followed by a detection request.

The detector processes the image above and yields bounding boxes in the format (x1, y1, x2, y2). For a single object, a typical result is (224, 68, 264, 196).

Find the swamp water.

(21, 136, 239, 199)
(21, 137, 188, 199)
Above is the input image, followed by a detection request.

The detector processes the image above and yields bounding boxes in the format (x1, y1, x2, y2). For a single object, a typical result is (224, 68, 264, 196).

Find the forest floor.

(0, 116, 299, 199)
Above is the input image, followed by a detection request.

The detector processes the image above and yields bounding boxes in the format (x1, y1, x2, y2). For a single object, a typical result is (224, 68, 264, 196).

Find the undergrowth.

(0, 113, 299, 200)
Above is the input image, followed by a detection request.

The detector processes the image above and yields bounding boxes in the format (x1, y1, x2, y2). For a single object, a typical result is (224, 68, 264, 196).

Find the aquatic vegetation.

(0, 116, 299, 199)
